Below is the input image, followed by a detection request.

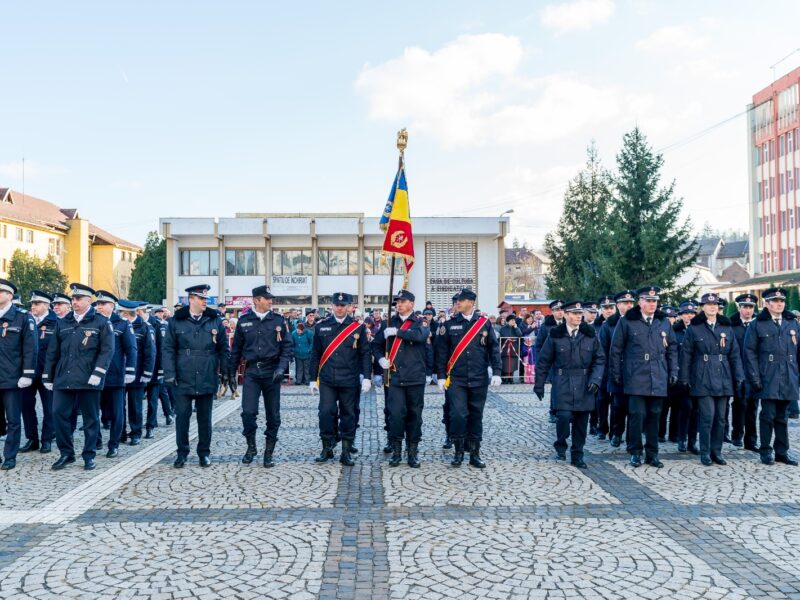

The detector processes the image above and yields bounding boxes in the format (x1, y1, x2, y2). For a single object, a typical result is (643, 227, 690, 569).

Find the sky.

(1, 0, 799, 249)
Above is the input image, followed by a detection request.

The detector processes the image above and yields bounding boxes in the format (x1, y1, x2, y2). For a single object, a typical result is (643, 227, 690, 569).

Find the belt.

(248, 359, 277, 369)
(702, 354, 724, 362)
(557, 368, 587, 376)
(182, 349, 209, 356)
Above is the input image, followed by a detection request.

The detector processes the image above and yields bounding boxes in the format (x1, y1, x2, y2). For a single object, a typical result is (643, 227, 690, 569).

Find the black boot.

(388, 440, 403, 467)
(263, 439, 276, 468)
(468, 440, 486, 469)
(242, 434, 257, 464)
(20, 439, 39, 453)
(407, 441, 420, 468)
(451, 439, 465, 467)
(340, 440, 355, 466)
(442, 424, 453, 449)
(349, 442, 359, 454)
(383, 436, 393, 454)
(315, 439, 334, 463)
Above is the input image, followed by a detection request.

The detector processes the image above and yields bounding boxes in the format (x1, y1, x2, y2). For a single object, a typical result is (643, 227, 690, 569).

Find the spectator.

(499, 316, 523, 383)
(291, 323, 313, 385)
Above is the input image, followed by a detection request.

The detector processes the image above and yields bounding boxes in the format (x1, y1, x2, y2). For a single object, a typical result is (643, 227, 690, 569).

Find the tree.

(8, 250, 68, 302)
(606, 127, 698, 303)
(129, 231, 166, 303)
(786, 286, 800, 312)
(545, 142, 615, 299)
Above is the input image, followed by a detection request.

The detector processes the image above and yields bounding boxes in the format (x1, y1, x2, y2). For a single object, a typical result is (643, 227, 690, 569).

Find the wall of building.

(91, 245, 136, 298)
(0, 219, 65, 277)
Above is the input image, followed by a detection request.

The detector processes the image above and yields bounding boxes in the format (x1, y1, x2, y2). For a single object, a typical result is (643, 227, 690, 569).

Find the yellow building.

(0, 188, 141, 296)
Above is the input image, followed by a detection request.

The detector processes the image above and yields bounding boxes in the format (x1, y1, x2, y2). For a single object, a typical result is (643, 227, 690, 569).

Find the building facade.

(748, 66, 800, 275)
(160, 214, 509, 312)
(0, 188, 141, 295)
(504, 247, 550, 298)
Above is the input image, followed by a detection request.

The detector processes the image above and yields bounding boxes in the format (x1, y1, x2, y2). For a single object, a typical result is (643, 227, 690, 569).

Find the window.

(783, 249, 788, 270)
(26, 230, 33, 243)
(362, 248, 406, 275)
(770, 141, 775, 161)
(318, 249, 358, 275)
(789, 131, 794, 153)
(790, 248, 795, 270)
(1, 224, 6, 238)
(780, 174, 786, 196)
(763, 142, 769, 163)
(179, 249, 219, 276)
(781, 210, 787, 231)
(780, 135, 786, 157)
(48, 238, 55, 255)
(272, 250, 312, 275)
(15, 227, 23, 242)
(790, 208, 795, 229)
(789, 170, 795, 193)
(225, 249, 265, 276)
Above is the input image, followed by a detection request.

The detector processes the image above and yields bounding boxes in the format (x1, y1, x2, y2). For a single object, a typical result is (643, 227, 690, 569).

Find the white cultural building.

(160, 213, 509, 313)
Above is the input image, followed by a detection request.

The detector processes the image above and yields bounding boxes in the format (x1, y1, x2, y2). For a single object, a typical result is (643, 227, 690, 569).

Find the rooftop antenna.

(770, 48, 800, 82)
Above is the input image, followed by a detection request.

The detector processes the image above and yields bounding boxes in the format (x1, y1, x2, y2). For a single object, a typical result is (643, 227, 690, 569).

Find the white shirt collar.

(335, 316, 346, 324)
(566, 324, 579, 336)
(462, 312, 475, 321)
(253, 310, 268, 320)
(0, 304, 11, 320)
(73, 308, 89, 323)
(398, 312, 411, 322)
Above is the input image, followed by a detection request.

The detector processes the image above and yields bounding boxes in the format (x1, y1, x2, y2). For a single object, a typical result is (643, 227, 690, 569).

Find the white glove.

(437, 380, 446, 393)
(140, 376, 151, 384)
(490, 375, 502, 388)
(378, 357, 391, 369)
(383, 327, 398, 337)
(124, 374, 136, 385)
(44, 382, 53, 391)
(488, 367, 493, 377)
(309, 381, 319, 393)
(17, 377, 32, 388)
(425, 375, 432, 385)
(88, 375, 102, 386)
(361, 379, 372, 394)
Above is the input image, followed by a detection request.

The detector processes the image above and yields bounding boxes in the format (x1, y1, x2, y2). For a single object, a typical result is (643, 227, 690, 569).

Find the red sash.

(445, 316, 488, 388)
(317, 322, 360, 384)
(387, 319, 414, 367)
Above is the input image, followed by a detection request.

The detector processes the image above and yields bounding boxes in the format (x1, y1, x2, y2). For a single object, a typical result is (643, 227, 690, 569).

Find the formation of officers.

(0, 276, 796, 473)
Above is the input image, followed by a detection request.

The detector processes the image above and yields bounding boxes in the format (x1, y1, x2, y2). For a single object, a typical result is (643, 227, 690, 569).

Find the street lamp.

(500, 209, 514, 218)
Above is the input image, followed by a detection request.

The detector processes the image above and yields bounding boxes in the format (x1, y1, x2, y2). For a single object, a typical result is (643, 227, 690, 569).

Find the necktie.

(646, 317, 651, 326)
(775, 319, 781, 328)
(571, 330, 577, 339)
(710, 322, 715, 331)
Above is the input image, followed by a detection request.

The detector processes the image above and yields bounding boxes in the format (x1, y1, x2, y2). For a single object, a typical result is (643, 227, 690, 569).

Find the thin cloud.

(540, 0, 615, 34)
(0, 160, 68, 179)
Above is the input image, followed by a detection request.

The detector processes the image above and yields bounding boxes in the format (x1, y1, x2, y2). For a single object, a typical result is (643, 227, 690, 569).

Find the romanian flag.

(381, 165, 414, 277)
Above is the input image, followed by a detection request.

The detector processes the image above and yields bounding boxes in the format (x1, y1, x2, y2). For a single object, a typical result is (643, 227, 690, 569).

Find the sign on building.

(270, 275, 312, 296)
(425, 241, 478, 309)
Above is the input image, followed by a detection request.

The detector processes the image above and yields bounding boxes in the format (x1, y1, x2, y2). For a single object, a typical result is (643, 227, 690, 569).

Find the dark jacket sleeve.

(142, 323, 156, 380)
(277, 319, 294, 373)
(588, 337, 605, 387)
(310, 326, 323, 381)
(435, 327, 451, 379)
(678, 326, 694, 385)
(92, 319, 116, 380)
(425, 333, 434, 376)
(535, 324, 548, 352)
(215, 317, 231, 372)
(123, 323, 137, 378)
(229, 320, 245, 371)
(21, 316, 38, 379)
(162, 320, 177, 382)
(43, 320, 61, 384)
(534, 337, 554, 395)
(609, 319, 626, 384)
(729, 334, 744, 385)
(487, 322, 501, 373)
(358, 324, 372, 379)
(743, 323, 760, 386)
(371, 323, 387, 362)
(666, 323, 678, 380)
(397, 323, 429, 344)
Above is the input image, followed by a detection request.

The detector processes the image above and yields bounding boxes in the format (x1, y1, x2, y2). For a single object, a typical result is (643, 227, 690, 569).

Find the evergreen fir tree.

(129, 232, 166, 304)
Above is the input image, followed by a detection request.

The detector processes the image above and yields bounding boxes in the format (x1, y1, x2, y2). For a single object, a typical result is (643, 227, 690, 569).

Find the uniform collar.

(0, 303, 14, 320)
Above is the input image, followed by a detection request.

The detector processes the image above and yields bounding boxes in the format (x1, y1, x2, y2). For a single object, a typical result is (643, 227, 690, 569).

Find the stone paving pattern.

(0, 385, 797, 598)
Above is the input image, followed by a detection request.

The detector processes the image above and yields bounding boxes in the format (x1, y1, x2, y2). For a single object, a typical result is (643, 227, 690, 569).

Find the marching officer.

(581, 300, 601, 435)
(658, 304, 680, 443)
(438, 292, 460, 450)
(534, 300, 605, 468)
(729, 293, 759, 450)
(310, 292, 372, 465)
(117, 301, 155, 445)
(163, 285, 230, 468)
(0, 279, 37, 470)
(594, 294, 616, 440)
(609, 286, 678, 468)
(598, 290, 636, 447)
(229, 285, 293, 468)
(743, 287, 799, 466)
(94, 291, 137, 458)
(435, 288, 501, 468)
(20, 290, 57, 454)
(372, 289, 429, 468)
(678, 293, 743, 466)
(536, 299, 565, 424)
(142, 305, 167, 437)
(43, 284, 114, 471)
(51, 293, 71, 319)
(674, 301, 699, 454)
(152, 306, 175, 424)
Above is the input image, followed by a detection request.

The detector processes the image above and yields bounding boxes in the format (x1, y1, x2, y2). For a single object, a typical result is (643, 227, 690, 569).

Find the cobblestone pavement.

(0, 385, 799, 599)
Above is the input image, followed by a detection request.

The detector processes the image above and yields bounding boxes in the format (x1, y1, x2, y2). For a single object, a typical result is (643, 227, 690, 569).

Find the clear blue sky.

(1, 0, 798, 248)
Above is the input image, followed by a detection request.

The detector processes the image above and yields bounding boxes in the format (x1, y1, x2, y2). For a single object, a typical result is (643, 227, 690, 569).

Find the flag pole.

(385, 129, 408, 388)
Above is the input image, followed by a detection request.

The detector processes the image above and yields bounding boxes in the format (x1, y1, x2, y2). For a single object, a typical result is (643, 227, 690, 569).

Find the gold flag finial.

(396, 128, 408, 155)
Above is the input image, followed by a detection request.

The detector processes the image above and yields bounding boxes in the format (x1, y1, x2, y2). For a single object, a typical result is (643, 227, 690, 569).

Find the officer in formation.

(0, 279, 37, 470)
(536, 299, 565, 424)
(534, 300, 605, 468)
(678, 293, 743, 466)
(438, 292, 460, 451)
(435, 288, 501, 468)
(743, 287, 799, 466)
(43, 284, 114, 471)
(674, 301, 699, 454)
(609, 286, 678, 468)
(151, 306, 175, 424)
(729, 293, 758, 450)
(51, 293, 71, 319)
(310, 292, 371, 465)
(118, 301, 156, 445)
(142, 304, 168, 436)
(372, 289, 429, 468)
(594, 294, 616, 440)
(229, 285, 293, 468)
(20, 290, 58, 454)
(162, 284, 230, 468)
(94, 291, 137, 458)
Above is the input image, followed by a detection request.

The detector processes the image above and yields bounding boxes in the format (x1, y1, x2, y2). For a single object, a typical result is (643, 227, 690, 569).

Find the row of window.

(180, 249, 407, 277)
(755, 128, 800, 166)
(0, 224, 35, 244)
(758, 168, 800, 201)
(760, 247, 800, 273)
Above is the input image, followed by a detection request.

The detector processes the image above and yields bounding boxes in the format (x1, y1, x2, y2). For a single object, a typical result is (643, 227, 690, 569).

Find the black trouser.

(145, 381, 162, 430)
(627, 395, 663, 458)
(596, 389, 612, 435)
(442, 388, 451, 431)
(760, 398, 790, 457)
(744, 396, 759, 448)
(659, 388, 680, 441)
(21, 378, 54, 443)
(729, 394, 750, 442)
(382, 384, 390, 432)
(387, 384, 425, 442)
(318, 383, 358, 442)
(126, 386, 146, 438)
(160, 382, 174, 417)
(1, 389, 22, 461)
(697, 395, 727, 458)
(610, 390, 628, 438)
(448, 384, 487, 442)
(99, 386, 125, 451)
(54, 389, 100, 462)
(555, 409, 590, 461)
(241, 370, 281, 440)
(678, 394, 699, 445)
(294, 358, 310, 385)
(174, 391, 214, 458)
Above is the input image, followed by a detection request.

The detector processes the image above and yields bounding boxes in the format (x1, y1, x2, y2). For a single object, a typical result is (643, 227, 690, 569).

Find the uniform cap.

(30, 290, 53, 304)
(614, 290, 636, 303)
(734, 293, 758, 306)
(332, 292, 354, 305)
(70, 283, 95, 298)
(699, 292, 725, 306)
(0, 279, 17, 295)
(252, 285, 275, 299)
(457, 288, 477, 302)
(763, 287, 788, 301)
(95, 290, 119, 305)
(598, 295, 615, 307)
(185, 284, 211, 299)
(636, 286, 661, 300)
(548, 299, 564, 310)
(394, 289, 415, 302)
(678, 301, 698, 315)
(563, 300, 584, 313)
(117, 299, 141, 312)
(582, 301, 599, 312)
(52, 293, 71, 305)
